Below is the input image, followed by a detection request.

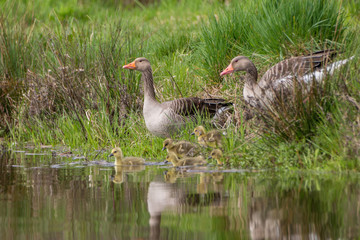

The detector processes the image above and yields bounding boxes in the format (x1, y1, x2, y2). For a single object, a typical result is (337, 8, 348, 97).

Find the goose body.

(191, 126, 223, 149)
(123, 57, 231, 137)
(220, 50, 353, 109)
(166, 152, 207, 167)
(162, 138, 200, 158)
(109, 147, 145, 166)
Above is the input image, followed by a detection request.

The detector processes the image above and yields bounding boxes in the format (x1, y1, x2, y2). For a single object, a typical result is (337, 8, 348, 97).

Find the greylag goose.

(208, 149, 224, 165)
(162, 138, 200, 158)
(109, 147, 145, 166)
(123, 57, 231, 137)
(220, 50, 353, 109)
(191, 125, 223, 149)
(165, 152, 207, 167)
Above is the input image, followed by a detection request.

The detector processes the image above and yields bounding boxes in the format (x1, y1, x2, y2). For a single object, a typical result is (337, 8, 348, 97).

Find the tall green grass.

(196, 0, 346, 82)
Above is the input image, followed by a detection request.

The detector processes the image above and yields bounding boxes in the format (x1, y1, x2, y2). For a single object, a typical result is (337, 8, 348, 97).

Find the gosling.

(191, 126, 223, 149)
(165, 152, 207, 167)
(162, 138, 200, 158)
(208, 149, 224, 165)
(109, 147, 145, 166)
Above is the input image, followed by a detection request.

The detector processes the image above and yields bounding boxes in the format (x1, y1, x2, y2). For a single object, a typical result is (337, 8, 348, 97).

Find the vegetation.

(1, 0, 359, 170)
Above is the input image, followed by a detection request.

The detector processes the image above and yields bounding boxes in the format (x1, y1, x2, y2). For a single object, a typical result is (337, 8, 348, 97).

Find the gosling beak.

(190, 132, 195, 136)
(108, 153, 114, 157)
(162, 147, 166, 151)
(208, 156, 212, 159)
(164, 160, 169, 163)
(220, 63, 234, 76)
(123, 60, 136, 70)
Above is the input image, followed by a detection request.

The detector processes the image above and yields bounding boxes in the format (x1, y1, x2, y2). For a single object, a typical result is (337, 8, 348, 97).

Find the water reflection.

(113, 165, 146, 184)
(148, 168, 225, 239)
(0, 149, 359, 239)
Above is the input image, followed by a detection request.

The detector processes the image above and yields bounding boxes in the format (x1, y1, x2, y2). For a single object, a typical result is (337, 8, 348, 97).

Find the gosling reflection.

(148, 169, 225, 240)
(163, 168, 189, 183)
(112, 165, 145, 184)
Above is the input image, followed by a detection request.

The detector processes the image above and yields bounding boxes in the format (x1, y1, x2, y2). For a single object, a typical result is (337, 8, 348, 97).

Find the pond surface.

(0, 148, 360, 239)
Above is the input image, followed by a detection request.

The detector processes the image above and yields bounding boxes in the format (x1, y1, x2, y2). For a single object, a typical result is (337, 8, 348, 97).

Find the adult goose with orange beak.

(123, 57, 231, 137)
(220, 50, 353, 109)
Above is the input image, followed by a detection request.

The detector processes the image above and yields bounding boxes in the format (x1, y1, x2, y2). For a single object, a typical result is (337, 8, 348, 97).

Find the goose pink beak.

(123, 61, 136, 70)
(220, 64, 234, 76)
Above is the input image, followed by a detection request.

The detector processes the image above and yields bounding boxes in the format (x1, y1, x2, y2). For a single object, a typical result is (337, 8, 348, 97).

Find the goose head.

(191, 126, 206, 137)
(109, 147, 124, 160)
(162, 138, 174, 151)
(123, 57, 151, 72)
(209, 149, 223, 165)
(220, 56, 254, 76)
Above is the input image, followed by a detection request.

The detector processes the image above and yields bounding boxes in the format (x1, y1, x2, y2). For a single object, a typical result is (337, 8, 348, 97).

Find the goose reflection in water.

(147, 170, 224, 240)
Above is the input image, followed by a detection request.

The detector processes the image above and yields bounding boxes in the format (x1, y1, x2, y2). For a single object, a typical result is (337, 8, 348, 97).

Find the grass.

(1, 0, 359, 170)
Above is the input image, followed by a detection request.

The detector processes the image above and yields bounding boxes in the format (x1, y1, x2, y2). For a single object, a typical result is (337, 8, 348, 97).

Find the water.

(0, 149, 360, 239)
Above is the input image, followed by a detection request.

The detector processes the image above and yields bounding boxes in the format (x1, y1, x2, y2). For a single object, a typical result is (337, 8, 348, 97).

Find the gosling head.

(109, 147, 123, 160)
(209, 149, 223, 160)
(123, 57, 151, 72)
(209, 149, 224, 165)
(165, 152, 178, 163)
(220, 56, 255, 76)
(162, 138, 174, 151)
(191, 126, 206, 137)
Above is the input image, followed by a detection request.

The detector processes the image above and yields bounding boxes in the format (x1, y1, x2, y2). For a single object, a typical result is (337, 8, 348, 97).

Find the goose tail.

(303, 55, 355, 83)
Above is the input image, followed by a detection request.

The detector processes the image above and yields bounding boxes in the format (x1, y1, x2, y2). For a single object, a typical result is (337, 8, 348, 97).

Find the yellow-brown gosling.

(109, 147, 145, 166)
(208, 149, 224, 165)
(165, 152, 207, 167)
(162, 138, 200, 158)
(191, 126, 223, 149)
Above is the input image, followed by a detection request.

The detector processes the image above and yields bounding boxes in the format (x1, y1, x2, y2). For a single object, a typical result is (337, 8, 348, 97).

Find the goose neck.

(245, 64, 258, 86)
(142, 68, 157, 102)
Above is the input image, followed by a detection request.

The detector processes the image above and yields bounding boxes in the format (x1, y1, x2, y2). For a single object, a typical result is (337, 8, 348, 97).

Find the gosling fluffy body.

(192, 126, 223, 149)
(166, 152, 207, 167)
(109, 147, 145, 166)
(162, 138, 200, 158)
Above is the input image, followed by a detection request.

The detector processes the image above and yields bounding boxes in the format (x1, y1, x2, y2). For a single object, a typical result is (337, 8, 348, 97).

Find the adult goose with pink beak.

(220, 50, 353, 109)
(123, 57, 232, 137)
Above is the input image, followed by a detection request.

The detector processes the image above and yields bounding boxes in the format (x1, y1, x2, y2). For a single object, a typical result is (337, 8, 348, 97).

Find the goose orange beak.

(123, 61, 136, 70)
(220, 64, 234, 76)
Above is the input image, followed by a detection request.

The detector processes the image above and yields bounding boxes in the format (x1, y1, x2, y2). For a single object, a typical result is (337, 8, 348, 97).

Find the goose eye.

(114, 151, 117, 153)
(165, 143, 168, 146)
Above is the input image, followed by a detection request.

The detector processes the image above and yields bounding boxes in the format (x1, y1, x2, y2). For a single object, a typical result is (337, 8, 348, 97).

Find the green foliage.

(196, 0, 346, 82)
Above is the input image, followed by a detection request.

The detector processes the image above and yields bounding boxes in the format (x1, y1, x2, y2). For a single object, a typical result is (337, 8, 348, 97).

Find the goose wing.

(162, 97, 231, 117)
(260, 50, 337, 87)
